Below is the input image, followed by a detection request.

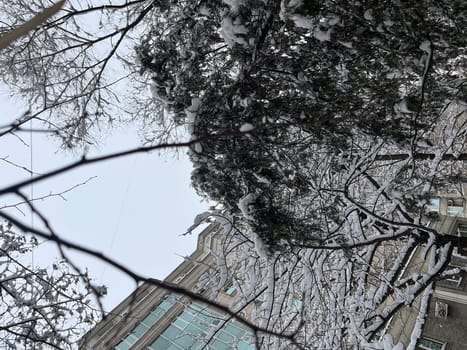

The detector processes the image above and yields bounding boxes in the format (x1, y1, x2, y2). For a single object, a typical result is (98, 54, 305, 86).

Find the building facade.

(81, 189, 467, 349)
(80, 224, 255, 350)
(388, 187, 467, 350)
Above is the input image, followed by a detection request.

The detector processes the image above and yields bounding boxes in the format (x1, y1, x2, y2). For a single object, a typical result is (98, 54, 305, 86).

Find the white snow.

(419, 40, 432, 55)
(186, 97, 201, 123)
(338, 41, 353, 49)
(184, 211, 212, 235)
(287, 0, 303, 7)
(364, 10, 374, 21)
(393, 99, 414, 114)
(327, 15, 341, 26)
(199, 6, 211, 16)
(291, 15, 313, 29)
(237, 193, 257, 220)
(239, 123, 254, 132)
(279, 0, 304, 22)
(222, 0, 245, 14)
(193, 142, 203, 153)
(186, 97, 202, 134)
(336, 63, 349, 81)
(406, 284, 433, 350)
(314, 27, 332, 42)
(220, 16, 248, 47)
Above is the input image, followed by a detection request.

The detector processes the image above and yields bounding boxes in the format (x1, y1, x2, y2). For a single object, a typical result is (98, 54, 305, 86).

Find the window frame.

(224, 284, 237, 296)
(114, 294, 179, 350)
(148, 302, 254, 350)
(437, 264, 463, 288)
(416, 337, 446, 350)
(425, 198, 440, 214)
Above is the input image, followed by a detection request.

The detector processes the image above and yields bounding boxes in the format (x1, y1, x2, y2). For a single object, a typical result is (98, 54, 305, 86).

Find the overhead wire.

(100, 155, 138, 282)
(29, 117, 34, 267)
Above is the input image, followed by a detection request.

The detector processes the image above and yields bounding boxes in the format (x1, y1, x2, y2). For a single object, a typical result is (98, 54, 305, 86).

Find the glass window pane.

(180, 310, 195, 323)
(148, 302, 255, 350)
(173, 316, 188, 329)
(116, 294, 180, 350)
(185, 323, 205, 337)
(438, 265, 462, 288)
(189, 340, 206, 350)
(458, 224, 467, 235)
(143, 312, 160, 325)
(163, 325, 182, 340)
(167, 345, 182, 350)
(225, 285, 236, 295)
(150, 336, 171, 349)
(447, 205, 464, 217)
(125, 334, 138, 345)
(209, 339, 231, 350)
(426, 198, 440, 213)
(114, 342, 130, 350)
(416, 337, 444, 350)
(217, 329, 235, 344)
(192, 315, 212, 330)
(132, 323, 149, 337)
(237, 340, 255, 350)
(174, 334, 196, 347)
(159, 300, 174, 311)
(224, 323, 245, 337)
(437, 277, 461, 287)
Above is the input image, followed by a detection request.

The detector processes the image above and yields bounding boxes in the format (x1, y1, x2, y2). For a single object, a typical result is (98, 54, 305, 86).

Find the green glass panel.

(438, 265, 462, 288)
(189, 340, 206, 350)
(232, 320, 251, 332)
(416, 338, 444, 350)
(225, 285, 236, 295)
(192, 303, 221, 318)
(149, 336, 171, 349)
(185, 323, 206, 336)
(159, 300, 174, 311)
(237, 340, 255, 350)
(209, 339, 231, 350)
(125, 334, 138, 345)
(437, 278, 461, 287)
(190, 303, 205, 312)
(216, 329, 234, 344)
(132, 323, 149, 337)
(114, 342, 130, 350)
(163, 325, 182, 340)
(223, 323, 245, 337)
(174, 334, 196, 347)
(180, 310, 196, 323)
(192, 315, 213, 330)
(173, 316, 188, 329)
(167, 345, 182, 350)
(459, 224, 467, 235)
(143, 311, 161, 325)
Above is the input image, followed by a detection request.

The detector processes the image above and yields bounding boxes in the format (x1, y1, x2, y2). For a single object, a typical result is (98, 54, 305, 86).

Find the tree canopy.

(1, 0, 466, 349)
(0, 221, 99, 349)
(136, 0, 466, 249)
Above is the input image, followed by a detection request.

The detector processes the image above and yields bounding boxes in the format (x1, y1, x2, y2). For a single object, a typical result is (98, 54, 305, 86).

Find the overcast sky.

(0, 87, 211, 311)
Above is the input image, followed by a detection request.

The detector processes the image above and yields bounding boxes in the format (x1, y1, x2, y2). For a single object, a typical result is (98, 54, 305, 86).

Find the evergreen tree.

(137, 0, 466, 249)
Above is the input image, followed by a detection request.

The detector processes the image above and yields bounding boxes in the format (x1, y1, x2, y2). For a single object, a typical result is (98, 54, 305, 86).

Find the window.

(425, 198, 440, 214)
(458, 223, 467, 236)
(437, 265, 462, 288)
(224, 284, 236, 296)
(416, 337, 445, 350)
(114, 294, 179, 349)
(148, 303, 254, 350)
(447, 198, 464, 217)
